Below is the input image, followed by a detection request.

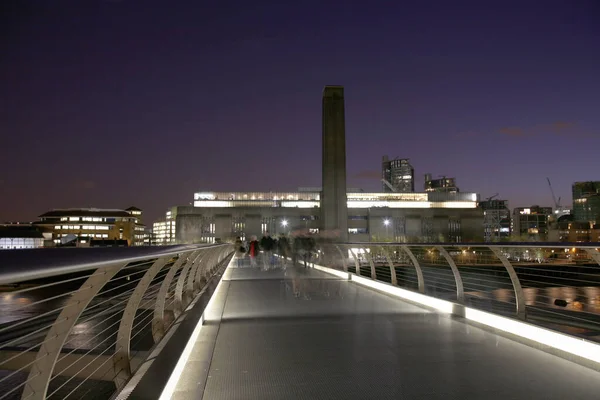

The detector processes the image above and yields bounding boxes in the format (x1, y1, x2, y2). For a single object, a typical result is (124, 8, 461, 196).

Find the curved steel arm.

(435, 246, 465, 303)
(113, 256, 171, 388)
(174, 251, 202, 318)
(185, 250, 211, 305)
(193, 247, 218, 292)
(348, 246, 362, 276)
(585, 248, 600, 266)
(22, 262, 126, 400)
(378, 246, 397, 286)
(363, 247, 377, 279)
(152, 254, 188, 343)
(400, 246, 425, 293)
(489, 247, 526, 320)
(334, 245, 348, 272)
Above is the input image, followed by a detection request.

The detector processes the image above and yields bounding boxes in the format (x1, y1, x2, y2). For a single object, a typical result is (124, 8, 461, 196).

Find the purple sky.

(1, 0, 599, 224)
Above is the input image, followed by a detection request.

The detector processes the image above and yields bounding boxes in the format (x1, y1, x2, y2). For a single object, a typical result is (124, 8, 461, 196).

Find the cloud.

(499, 127, 526, 136)
(550, 121, 576, 131)
(353, 170, 381, 180)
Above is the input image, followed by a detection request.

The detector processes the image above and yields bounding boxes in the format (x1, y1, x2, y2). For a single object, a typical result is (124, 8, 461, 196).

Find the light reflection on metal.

(435, 246, 465, 304)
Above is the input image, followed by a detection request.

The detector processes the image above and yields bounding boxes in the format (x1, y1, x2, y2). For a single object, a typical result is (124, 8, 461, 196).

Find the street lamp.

(383, 219, 390, 239)
(281, 219, 288, 234)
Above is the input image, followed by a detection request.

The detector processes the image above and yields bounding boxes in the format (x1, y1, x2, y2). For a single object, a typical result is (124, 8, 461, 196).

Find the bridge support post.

(113, 256, 171, 389)
(400, 246, 425, 293)
(435, 246, 465, 304)
(22, 262, 127, 400)
(489, 247, 527, 320)
(379, 246, 397, 286)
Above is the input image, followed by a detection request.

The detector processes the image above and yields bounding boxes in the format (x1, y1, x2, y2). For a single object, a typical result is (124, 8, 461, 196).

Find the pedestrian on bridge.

(234, 237, 246, 267)
(248, 235, 260, 267)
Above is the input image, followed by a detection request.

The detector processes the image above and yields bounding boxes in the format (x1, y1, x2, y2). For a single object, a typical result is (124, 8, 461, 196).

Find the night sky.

(1, 0, 599, 224)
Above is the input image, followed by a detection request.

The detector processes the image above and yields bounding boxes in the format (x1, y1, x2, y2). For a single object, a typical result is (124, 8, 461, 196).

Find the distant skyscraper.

(321, 86, 348, 241)
(572, 181, 600, 226)
(382, 156, 414, 192)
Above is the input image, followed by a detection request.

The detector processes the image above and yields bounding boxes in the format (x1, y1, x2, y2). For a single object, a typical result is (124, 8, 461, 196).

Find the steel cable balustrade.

(316, 242, 600, 341)
(0, 243, 233, 400)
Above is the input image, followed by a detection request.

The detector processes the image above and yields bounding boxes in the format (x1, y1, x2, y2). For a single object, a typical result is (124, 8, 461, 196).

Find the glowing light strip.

(351, 275, 454, 313)
(159, 261, 230, 399)
(465, 308, 600, 364)
(193, 200, 477, 208)
(312, 264, 349, 279)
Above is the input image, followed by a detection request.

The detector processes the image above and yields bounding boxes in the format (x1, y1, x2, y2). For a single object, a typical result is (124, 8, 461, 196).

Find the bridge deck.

(172, 261, 600, 399)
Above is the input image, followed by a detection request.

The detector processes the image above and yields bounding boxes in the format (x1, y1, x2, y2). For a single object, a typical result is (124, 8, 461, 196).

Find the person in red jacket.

(247, 235, 260, 267)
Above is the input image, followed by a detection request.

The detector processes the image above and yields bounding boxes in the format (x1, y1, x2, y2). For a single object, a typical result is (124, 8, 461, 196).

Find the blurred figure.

(277, 234, 291, 266)
(234, 236, 246, 267)
(260, 231, 276, 269)
(247, 235, 260, 267)
(294, 234, 316, 268)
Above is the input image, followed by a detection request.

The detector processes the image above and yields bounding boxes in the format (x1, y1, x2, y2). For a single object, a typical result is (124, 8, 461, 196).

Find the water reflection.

(466, 286, 600, 313)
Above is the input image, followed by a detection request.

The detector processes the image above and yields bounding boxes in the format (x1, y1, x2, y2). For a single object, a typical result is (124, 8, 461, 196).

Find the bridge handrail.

(0, 244, 220, 285)
(316, 242, 600, 338)
(0, 243, 234, 400)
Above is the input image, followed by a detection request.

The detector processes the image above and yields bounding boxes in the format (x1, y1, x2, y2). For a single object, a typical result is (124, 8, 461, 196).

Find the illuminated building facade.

(512, 205, 553, 241)
(35, 207, 145, 246)
(153, 208, 177, 245)
(572, 181, 600, 226)
(0, 225, 45, 250)
(165, 190, 483, 244)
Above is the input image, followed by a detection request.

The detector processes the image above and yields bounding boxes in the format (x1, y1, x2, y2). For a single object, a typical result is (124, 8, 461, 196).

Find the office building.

(479, 199, 511, 241)
(556, 218, 600, 243)
(572, 181, 600, 226)
(424, 174, 459, 193)
(34, 207, 146, 246)
(512, 205, 553, 241)
(152, 208, 177, 245)
(382, 156, 414, 192)
(321, 85, 348, 242)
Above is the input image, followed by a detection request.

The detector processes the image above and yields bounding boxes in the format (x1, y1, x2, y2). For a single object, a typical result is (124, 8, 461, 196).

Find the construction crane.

(546, 178, 566, 217)
(486, 193, 499, 202)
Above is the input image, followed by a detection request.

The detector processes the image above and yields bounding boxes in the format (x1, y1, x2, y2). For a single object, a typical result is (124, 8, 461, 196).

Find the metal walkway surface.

(171, 262, 600, 400)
